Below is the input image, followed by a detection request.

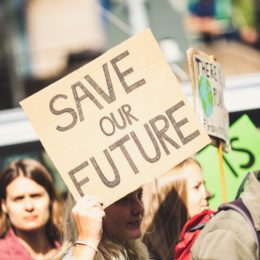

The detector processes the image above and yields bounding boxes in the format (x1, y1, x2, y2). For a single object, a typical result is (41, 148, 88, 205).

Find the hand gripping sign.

(20, 29, 210, 208)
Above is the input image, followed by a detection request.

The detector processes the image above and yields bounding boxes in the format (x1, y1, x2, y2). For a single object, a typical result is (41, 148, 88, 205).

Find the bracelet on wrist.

(75, 240, 98, 252)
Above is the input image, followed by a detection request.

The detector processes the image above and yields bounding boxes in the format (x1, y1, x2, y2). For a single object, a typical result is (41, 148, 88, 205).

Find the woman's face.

(103, 188, 144, 243)
(2, 176, 51, 232)
(185, 163, 211, 217)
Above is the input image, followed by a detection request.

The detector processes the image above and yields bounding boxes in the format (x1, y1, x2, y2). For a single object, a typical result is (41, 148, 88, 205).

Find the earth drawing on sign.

(199, 75, 214, 117)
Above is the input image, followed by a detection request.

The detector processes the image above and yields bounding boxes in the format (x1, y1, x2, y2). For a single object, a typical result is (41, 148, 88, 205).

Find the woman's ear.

(1, 199, 8, 214)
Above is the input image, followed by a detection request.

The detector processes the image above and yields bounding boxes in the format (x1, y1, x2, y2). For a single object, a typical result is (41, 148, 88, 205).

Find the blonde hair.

(59, 193, 149, 260)
(142, 158, 201, 260)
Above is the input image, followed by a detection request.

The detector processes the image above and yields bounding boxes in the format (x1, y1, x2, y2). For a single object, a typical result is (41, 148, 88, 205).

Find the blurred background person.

(232, 0, 260, 48)
(0, 158, 64, 259)
(185, 0, 260, 47)
(141, 158, 212, 260)
(185, 0, 235, 43)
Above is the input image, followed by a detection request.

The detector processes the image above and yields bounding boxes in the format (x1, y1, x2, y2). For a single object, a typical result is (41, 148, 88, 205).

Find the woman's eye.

(138, 191, 143, 200)
(14, 196, 23, 202)
(30, 193, 42, 199)
(117, 196, 130, 204)
(193, 184, 200, 190)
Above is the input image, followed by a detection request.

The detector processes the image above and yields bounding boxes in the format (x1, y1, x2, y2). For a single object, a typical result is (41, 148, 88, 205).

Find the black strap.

(188, 221, 207, 232)
(219, 198, 260, 258)
(235, 172, 251, 199)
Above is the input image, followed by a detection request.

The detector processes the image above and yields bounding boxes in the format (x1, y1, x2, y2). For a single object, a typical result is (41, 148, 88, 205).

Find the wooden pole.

(218, 142, 227, 202)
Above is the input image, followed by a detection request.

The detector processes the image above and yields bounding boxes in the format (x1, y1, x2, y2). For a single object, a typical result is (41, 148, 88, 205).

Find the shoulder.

(0, 230, 16, 249)
(0, 230, 33, 259)
(191, 209, 257, 259)
(0, 233, 16, 257)
(242, 172, 260, 229)
(0, 235, 9, 249)
(0, 229, 18, 247)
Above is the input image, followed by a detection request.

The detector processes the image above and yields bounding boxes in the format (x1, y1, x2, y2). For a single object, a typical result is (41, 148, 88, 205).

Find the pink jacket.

(0, 229, 61, 260)
(0, 229, 33, 260)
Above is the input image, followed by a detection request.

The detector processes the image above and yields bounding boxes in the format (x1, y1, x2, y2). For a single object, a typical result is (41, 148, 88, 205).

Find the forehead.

(124, 188, 143, 199)
(121, 187, 143, 198)
(183, 163, 203, 181)
(110, 188, 143, 204)
(6, 177, 46, 197)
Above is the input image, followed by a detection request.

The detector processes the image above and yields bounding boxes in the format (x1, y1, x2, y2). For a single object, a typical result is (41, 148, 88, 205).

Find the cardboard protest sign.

(196, 115, 260, 209)
(187, 48, 229, 151)
(20, 29, 210, 207)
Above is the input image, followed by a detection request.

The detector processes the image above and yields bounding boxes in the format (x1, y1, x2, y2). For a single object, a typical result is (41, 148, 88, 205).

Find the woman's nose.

(24, 197, 34, 211)
(206, 189, 212, 200)
(201, 185, 209, 199)
(132, 198, 144, 216)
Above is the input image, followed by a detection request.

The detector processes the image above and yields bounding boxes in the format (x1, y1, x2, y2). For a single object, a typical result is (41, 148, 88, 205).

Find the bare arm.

(72, 196, 105, 260)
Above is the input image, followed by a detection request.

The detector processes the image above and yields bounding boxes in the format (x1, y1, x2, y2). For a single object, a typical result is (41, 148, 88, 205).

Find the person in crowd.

(141, 157, 212, 260)
(191, 170, 260, 260)
(185, 0, 233, 43)
(0, 158, 64, 259)
(232, 0, 260, 47)
(185, 0, 260, 47)
(61, 187, 149, 260)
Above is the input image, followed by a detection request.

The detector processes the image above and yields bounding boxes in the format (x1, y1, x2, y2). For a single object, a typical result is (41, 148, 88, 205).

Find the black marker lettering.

(99, 116, 116, 136)
(68, 161, 89, 196)
(166, 101, 200, 145)
(84, 63, 116, 104)
(109, 108, 127, 130)
(111, 50, 146, 93)
(109, 134, 139, 174)
(121, 104, 139, 124)
(72, 81, 103, 122)
(130, 123, 161, 163)
(90, 149, 120, 187)
(149, 115, 180, 155)
(49, 94, 78, 132)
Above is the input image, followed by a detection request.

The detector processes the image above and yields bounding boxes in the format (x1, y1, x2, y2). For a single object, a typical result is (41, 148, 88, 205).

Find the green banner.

(196, 115, 260, 209)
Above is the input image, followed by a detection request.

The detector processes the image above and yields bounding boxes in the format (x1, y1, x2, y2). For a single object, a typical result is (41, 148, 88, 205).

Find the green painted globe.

(199, 75, 214, 117)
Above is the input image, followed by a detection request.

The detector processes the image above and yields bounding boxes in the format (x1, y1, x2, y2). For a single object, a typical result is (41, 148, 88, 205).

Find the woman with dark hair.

(0, 158, 64, 259)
